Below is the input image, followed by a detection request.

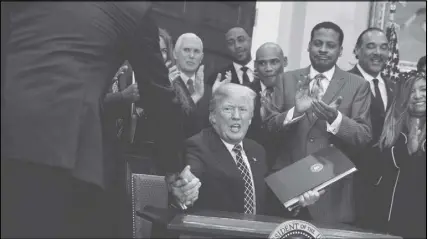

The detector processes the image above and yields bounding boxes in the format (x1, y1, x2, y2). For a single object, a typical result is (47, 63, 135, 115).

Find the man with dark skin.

(254, 42, 287, 168)
(264, 21, 372, 224)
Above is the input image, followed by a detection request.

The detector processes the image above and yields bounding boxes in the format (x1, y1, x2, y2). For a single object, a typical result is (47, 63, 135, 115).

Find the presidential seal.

(269, 220, 323, 239)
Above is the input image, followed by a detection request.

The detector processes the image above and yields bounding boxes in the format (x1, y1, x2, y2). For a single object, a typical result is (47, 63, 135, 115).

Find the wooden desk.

(138, 206, 401, 238)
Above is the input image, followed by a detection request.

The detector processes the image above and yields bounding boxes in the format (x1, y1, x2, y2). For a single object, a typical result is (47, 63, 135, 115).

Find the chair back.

(131, 174, 168, 238)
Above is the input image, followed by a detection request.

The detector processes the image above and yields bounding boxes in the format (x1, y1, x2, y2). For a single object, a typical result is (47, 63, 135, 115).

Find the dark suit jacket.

(208, 63, 240, 86)
(265, 66, 372, 223)
(184, 127, 310, 218)
(1, 2, 184, 188)
(347, 65, 395, 229)
(174, 77, 211, 138)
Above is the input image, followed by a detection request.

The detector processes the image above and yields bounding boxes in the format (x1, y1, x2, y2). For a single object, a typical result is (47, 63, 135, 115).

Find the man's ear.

(173, 49, 178, 61)
(339, 46, 343, 57)
(283, 56, 288, 68)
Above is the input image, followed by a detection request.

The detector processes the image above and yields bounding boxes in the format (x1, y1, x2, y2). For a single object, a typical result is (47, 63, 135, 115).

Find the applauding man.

(169, 33, 212, 138)
(264, 22, 372, 224)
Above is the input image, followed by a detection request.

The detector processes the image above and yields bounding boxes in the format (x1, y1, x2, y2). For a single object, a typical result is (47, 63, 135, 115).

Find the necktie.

(311, 74, 326, 100)
(187, 78, 195, 95)
(241, 66, 251, 86)
(232, 144, 256, 214)
(372, 79, 385, 112)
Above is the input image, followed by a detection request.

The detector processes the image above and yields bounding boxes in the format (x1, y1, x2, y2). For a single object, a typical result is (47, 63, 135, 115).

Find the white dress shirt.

(356, 64, 388, 110)
(233, 59, 255, 84)
(284, 65, 342, 135)
(180, 72, 196, 91)
(220, 139, 257, 214)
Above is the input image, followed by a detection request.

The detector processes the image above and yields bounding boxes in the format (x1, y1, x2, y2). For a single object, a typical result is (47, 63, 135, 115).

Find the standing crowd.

(1, 2, 426, 238)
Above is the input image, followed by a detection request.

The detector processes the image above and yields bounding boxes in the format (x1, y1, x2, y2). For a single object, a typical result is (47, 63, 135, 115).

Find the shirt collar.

(180, 72, 196, 85)
(356, 63, 385, 84)
(233, 58, 254, 74)
(309, 65, 335, 81)
(260, 81, 266, 92)
(220, 139, 243, 155)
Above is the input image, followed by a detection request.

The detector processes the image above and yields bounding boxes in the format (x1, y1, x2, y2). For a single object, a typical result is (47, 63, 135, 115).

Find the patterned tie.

(241, 66, 251, 86)
(372, 79, 385, 112)
(310, 73, 326, 100)
(187, 78, 195, 95)
(232, 144, 256, 214)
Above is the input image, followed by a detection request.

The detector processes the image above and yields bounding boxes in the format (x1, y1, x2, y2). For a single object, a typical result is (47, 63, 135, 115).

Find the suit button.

(309, 138, 314, 142)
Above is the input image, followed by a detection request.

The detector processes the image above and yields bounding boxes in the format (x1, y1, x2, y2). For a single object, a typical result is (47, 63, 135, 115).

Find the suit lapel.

(385, 78, 395, 110)
(229, 64, 240, 85)
(207, 128, 242, 178)
(321, 67, 347, 105)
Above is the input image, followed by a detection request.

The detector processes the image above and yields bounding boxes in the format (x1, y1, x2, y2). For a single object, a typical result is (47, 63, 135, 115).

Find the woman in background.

(377, 70, 426, 238)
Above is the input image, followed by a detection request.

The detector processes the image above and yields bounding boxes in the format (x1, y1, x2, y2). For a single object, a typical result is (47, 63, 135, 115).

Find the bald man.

(251, 42, 288, 167)
(172, 33, 211, 138)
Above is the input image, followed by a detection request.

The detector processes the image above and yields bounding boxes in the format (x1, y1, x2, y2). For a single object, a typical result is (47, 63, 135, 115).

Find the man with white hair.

(169, 33, 212, 138)
(169, 83, 322, 216)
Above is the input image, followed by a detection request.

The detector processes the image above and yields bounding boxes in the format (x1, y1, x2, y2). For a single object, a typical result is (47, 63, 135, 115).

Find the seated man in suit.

(169, 33, 212, 138)
(169, 83, 322, 217)
(264, 21, 372, 224)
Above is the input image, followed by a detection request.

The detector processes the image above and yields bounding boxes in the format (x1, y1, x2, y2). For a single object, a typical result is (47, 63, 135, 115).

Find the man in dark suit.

(265, 22, 372, 224)
(170, 33, 211, 138)
(348, 27, 396, 230)
(1, 2, 185, 237)
(208, 27, 288, 149)
(252, 42, 287, 168)
(208, 27, 256, 88)
(169, 83, 321, 217)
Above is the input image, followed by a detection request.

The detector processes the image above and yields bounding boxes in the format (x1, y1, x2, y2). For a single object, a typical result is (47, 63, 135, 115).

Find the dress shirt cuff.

(326, 111, 342, 135)
(283, 107, 305, 126)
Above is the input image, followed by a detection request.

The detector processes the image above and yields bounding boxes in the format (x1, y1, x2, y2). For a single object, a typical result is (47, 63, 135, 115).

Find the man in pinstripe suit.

(264, 21, 372, 224)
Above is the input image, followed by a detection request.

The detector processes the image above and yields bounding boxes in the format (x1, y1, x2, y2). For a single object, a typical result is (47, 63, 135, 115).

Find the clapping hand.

(168, 165, 201, 209)
(311, 96, 343, 124)
(167, 63, 180, 83)
(408, 118, 422, 154)
(194, 65, 205, 97)
(295, 74, 313, 115)
(212, 71, 232, 93)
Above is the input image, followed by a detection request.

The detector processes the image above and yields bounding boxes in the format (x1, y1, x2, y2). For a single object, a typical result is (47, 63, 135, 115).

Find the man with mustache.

(348, 28, 396, 230)
(169, 83, 321, 216)
(264, 21, 372, 224)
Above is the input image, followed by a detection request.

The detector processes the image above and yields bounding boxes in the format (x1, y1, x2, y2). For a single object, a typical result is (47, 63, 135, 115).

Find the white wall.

(251, 1, 372, 71)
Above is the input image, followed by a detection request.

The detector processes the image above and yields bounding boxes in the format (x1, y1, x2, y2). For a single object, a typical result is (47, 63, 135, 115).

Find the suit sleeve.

(184, 138, 205, 179)
(126, 10, 185, 174)
(264, 74, 298, 133)
(335, 80, 372, 146)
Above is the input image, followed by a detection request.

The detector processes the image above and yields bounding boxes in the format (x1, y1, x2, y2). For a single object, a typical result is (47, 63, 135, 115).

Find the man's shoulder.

(243, 137, 265, 153)
(186, 128, 212, 144)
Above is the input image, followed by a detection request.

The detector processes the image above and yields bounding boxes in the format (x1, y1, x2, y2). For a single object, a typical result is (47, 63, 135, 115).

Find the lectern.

(138, 206, 401, 238)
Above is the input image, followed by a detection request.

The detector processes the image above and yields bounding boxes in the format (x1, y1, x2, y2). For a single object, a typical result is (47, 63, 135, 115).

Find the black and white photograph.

(1, 1, 426, 238)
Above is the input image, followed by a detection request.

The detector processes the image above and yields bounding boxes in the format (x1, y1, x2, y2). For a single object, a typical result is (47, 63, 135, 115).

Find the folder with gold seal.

(265, 145, 357, 209)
